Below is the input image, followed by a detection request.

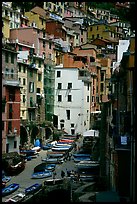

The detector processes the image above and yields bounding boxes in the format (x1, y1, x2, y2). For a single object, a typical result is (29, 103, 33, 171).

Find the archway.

(45, 127, 52, 140)
(31, 126, 39, 144)
(20, 125, 28, 146)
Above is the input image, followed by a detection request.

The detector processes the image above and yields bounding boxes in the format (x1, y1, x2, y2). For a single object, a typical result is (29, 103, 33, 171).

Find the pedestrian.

(53, 170, 56, 179)
(68, 152, 72, 160)
(61, 170, 65, 178)
(66, 170, 71, 177)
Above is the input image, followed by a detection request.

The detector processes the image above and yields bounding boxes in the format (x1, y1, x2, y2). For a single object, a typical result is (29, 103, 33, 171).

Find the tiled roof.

(30, 6, 47, 19)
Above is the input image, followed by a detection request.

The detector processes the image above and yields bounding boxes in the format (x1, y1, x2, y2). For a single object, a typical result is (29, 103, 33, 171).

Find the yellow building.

(2, 16, 10, 40)
(43, 2, 65, 18)
(98, 57, 112, 102)
(88, 23, 121, 42)
(25, 6, 47, 30)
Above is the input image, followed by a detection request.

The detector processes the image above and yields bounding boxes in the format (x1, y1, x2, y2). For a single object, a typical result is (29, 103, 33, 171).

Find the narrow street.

(2, 148, 77, 202)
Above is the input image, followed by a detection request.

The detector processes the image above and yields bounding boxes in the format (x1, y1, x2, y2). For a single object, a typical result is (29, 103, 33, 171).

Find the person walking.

(61, 170, 65, 178)
(53, 170, 56, 179)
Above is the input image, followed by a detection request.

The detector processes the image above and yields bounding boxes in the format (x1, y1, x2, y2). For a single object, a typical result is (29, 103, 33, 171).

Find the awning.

(83, 129, 99, 137)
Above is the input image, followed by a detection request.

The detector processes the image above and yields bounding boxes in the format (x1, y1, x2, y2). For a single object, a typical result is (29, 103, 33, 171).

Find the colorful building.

(2, 42, 21, 153)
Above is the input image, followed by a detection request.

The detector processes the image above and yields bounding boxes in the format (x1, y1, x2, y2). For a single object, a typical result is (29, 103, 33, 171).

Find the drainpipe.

(129, 69, 134, 202)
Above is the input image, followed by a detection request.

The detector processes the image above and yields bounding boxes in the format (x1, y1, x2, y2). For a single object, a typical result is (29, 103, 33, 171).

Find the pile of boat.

(3, 183, 43, 202)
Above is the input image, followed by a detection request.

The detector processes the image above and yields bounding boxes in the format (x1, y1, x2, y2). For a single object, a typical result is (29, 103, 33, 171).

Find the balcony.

(3, 79, 20, 87)
(7, 130, 17, 138)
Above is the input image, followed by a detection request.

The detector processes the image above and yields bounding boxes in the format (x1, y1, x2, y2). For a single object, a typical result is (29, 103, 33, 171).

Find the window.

(19, 64, 21, 72)
(76, 34, 79, 39)
(101, 73, 104, 81)
(97, 34, 100, 38)
(58, 83, 62, 89)
(2, 121, 4, 130)
(43, 41, 45, 48)
(97, 26, 98, 30)
(11, 53, 14, 64)
(87, 84, 90, 91)
(38, 60, 41, 68)
(101, 83, 104, 92)
(23, 66, 26, 73)
(90, 27, 92, 31)
(58, 95, 62, 102)
(92, 34, 94, 39)
(14, 141, 17, 148)
(49, 42, 52, 49)
(81, 38, 83, 43)
(8, 121, 12, 133)
(71, 123, 74, 127)
(68, 95, 72, 102)
(37, 88, 40, 93)
(23, 95, 26, 103)
(30, 97, 33, 107)
(2, 101, 6, 112)
(5, 53, 9, 63)
(43, 32, 46, 38)
(29, 82, 34, 93)
(57, 71, 61, 77)
(23, 78, 26, 85)
(68, 83, 72, 89)
(81, 30, 83, 35)
(87, 96, 89, 102)
(38, 73, 42, 81)
(66, 110, 70, 120)
(30, 71, 33, 77)
(11, 69, 14, 78)
(92, 96, 94, 102)
(10, 12, 12, 17)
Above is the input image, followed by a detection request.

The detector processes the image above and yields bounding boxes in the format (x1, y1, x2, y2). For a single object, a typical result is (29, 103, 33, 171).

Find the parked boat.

(46, 164, 56, 171)
(34, 163, 56, 173)
(25, 183, 42, 195)
(52, 146, 71, 151)
(2, 183, 20, 197)
(2, 176, 11, 183)
(20, 149, 38, 157)
(73, 157, 91, 163)
(44, 178, 64, 186)
(31, 146, 41, 152)
(42, 157, 64, 164)
(31, 170, 52, 179)
(4, 193, 25, 202)
(42, 144, 52, 150)
(48, 153, 64, 158)
(73, 153, 91, 157)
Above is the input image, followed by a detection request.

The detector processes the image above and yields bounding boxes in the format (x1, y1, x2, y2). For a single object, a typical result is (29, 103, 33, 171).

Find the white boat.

(52, 146, 70, 151)
(4, 193, 25, 202)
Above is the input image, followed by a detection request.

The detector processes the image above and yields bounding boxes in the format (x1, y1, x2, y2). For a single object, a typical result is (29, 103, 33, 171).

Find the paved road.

(2, 149, 77, 202)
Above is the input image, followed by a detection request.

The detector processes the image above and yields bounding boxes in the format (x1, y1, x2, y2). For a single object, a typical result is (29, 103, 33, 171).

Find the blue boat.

(34, 163, 56, 173)
(2, 176, 11, 183)
(73, 156, 91, 163)
(2, 183, 19, 197)
(25, 183, 42, 195)
(31, 170, 52, 179)
(73, 153, 91, 157)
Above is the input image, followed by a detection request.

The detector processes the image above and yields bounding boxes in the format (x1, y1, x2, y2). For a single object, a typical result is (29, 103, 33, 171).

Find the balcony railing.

(3, 79, 20, 87)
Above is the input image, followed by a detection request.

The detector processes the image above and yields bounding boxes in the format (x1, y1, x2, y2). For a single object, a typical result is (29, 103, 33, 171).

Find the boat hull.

(25, 183, 42, 195)
(2, 183, 19, 197)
